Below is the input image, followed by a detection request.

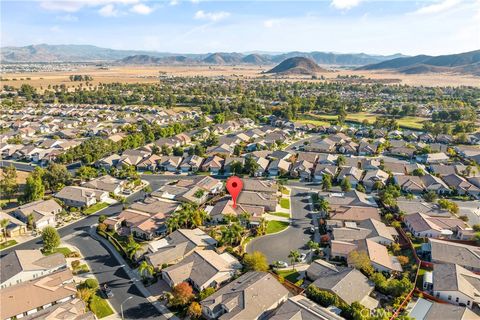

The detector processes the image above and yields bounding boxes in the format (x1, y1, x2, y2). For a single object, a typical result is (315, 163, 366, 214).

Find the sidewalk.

(89, 227, 179, 320)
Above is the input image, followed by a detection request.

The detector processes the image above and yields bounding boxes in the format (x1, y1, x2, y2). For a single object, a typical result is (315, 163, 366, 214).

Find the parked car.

(102, 284, 114, 298)
(299, 253, 307, 263)
(308, 226, 316, 234)
(273, 261, 288, 268)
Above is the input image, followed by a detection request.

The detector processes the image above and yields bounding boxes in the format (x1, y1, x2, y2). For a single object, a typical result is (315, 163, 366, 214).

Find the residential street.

(1, 197, 166, 319)
(246, 187, 314, 264)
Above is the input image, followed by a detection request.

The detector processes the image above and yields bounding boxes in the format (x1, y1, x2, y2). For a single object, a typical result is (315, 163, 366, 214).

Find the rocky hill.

(265, 57, 327, 75)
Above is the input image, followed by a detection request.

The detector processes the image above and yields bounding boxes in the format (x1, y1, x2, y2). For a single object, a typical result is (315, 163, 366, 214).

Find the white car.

(299, 253, 307, 263)
(274, 261, 288, 268)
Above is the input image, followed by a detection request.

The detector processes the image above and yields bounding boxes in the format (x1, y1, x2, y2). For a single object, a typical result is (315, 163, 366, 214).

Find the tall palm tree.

(318, 197, 330, 215)
(166, 216, 180, 233)
(0, 219, 9, 242)
(307, 240, 319, 254)
(288, 250, 300, 271)
(138, 260, 154, 280)
(126, 240, 141, 261)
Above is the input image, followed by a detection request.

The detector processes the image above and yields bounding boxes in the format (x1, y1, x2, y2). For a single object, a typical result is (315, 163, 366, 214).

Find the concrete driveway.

(247, 187, 314, 264)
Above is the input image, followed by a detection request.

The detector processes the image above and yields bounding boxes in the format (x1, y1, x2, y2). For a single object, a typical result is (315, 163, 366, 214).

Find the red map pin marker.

(226, 176, 243, 208)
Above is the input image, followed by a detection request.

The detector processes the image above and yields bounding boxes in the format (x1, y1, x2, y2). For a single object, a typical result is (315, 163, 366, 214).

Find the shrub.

(306, 285, 338, 307)
(97, 223, 108, 232)
(98, 215, 107, 223)
(85, 278, 99, 290)
(199, 287, 216, 300)
(71, 260, 81, 269)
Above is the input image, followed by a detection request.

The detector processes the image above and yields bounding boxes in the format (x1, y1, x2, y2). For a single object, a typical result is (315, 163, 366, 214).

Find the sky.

(1, 0, 479, 55)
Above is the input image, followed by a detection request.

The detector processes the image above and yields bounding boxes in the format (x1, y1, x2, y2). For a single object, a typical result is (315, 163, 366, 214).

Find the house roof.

(409, 298, 478, 320)
(357, 239, 403, 272)
(311, 267, 374, 305)
(270, 295, 345, 320)
(83, 174, 124, 193)
(200, 271, 289, 320)
(0, 269, 76, 320)
(16, 199, 62, 218)
(242, 178, 277, 193)
(0, 249, 66, 284)
(433, 263, 480, 299)
(329, 206, 382, 222)
(429, 238, 480, 271)
(405, 212, 467, 233)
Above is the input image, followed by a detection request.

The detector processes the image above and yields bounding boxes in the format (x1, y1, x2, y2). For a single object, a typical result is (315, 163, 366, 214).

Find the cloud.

(130, 3, 153, 14)
(99, 4, 119, 16)
(40, 0, 139, 13)
(263, 19, 281, 28)
(194, 10, 230, 22)
(169, 0, 179, 5)
(331, 0, 362, 10)
(57, 14, 79, 21)
(412, 0, 461, 15)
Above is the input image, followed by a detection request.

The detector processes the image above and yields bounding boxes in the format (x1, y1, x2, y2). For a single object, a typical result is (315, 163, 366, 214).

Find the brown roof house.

(161, 250, 241, 291)
(427, 238, 480, 272)
(0, 249, 66, 288)
(0, 211, 27, 238)
(13, 199, 62, 229)
(354, 239, 403, 274)
(206, 199, 265, 225)
(0, 269, 77, 320)
(200, 271, 289, 320)
(404, 212, 468, 239)
(201, 155, 224, 175)
(408, 298, 478, 320)
(270, 295, 345, 320)
(83, 174, 126, 195)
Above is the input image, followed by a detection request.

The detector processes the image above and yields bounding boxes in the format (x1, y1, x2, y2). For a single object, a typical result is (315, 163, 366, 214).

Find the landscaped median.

(266, 220, 289, 234)
(83, 202, 109, 215)
(0, 239, 18, 250)
(279, 198, 290, 210)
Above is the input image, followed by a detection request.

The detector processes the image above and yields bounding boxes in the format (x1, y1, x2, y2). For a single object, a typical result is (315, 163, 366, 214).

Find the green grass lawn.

(44, 247, 73, 257)
(89, 292, 114, 319)
(279, 198, 290, 210)
(275, 269, 300, 283)
(281, 188, 290, 195)
(83, 202, 109, 215)
(266, 221, 289, 234)
(269, 212, 290, 218)
(0, 239, 18, 250)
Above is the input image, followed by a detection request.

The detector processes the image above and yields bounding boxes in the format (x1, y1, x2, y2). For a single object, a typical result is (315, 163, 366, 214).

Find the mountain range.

(358, 50, 480, 76)
(265, 57, 327, 75)
(1, 44, 404, 66)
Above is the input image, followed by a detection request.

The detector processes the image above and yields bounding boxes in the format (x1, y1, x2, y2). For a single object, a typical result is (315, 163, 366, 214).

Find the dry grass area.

(0, 168, 29, 187)
(2, 64, 479, 89)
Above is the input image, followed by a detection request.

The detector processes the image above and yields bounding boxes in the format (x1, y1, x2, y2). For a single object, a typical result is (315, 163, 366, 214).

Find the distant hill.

(358, 50, 480, 76)
(1, 43, 407, 66)
(265, 57, 327, 75)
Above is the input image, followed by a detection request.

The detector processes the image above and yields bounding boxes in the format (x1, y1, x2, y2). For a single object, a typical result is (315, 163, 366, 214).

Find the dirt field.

(2, 64, 479, 89)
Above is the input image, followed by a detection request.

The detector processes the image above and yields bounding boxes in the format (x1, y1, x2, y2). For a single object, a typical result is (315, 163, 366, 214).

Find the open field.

(303, 112, 426, 130)
(2, 64, 479, 90)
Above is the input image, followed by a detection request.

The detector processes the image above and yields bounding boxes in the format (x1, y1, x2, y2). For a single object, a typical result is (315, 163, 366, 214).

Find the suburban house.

(242, 178, 278, 194)
(179, 155, 204, 172)
(0, 211, 27, 238)
(311, 267, 377, 309)
(355, 239, 403, 273)
(223, 157, 245, 175)
(394, 175, 425, 194)
(426, 238, 480, 272)
(0, 269, 77, 320)
(161, 250, 241, 291)
(329, 206, 382, 222)
(145, 228, 217, 270)
(404, 212, 468, 239)
(362, 169, 389, 191)
(313, 164, 338, 182)
(83, 174, 126, 195)
(137, 154, 162, 171)
(200, 271, 289, 320)
(55, 186, 108, 208)
(96, 153, 121, 170)
(270, 295, 345, 320)
(431, 263, 480, 309)
(420, 174, 451, 194)
(408, 298, 478, 320)
(267, 159, 291, 177)
(329, 240, 359, 260)
(0, 249, 67, 288)
(201, 155, 224, 175)
(290, 160, 314, 181)
(236, 191, 277, 212)
(175, 176, 223, 194)
(206, 199, 265, 225)
(13, 199, 62, 229)
(442, 174, 480, 198)
(337, 166, 364, 187)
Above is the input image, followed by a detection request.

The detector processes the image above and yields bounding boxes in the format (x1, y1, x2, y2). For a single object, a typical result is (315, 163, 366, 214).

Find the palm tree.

(166, 216, 180, 233)
(318, 197, 330, 217)
(307, 240, 319, 254)
(138, 260, 154, 280)
(0, 219, 9, 242)
(126, 239, 141, 261)
(288, 250, 300, 271)
(220, 222, 244, 246)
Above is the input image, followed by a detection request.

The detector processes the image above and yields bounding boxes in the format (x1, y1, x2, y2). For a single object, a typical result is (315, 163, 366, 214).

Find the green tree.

(42, 226, 61, 253)
(0, 165, 18, 201)
(288, 250, 300, 271)
(243, 251, 269, 272)
(229, 161, 244, 175)
(76, 166, 98, 181)
(348, 250, 374, 276)
(321, 174, 332, 191)
(341, 178, 351, 192)
(23, 168, 45, 202)
(307, 240, 320, 254)
(138, 260, 154, 280)
(1, 219, 9, 242)
(244, 156, 259, 176)
(336, 155, 346, 167)
(43, 163, 72, 192)
(305, 285, 338, 307)
(199, 287, 216, 300)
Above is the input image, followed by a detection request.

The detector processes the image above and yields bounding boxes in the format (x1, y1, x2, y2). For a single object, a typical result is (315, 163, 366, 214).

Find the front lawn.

(279, 198, 290, 210)
(0, 239, 18, 250)
(269, 212, 290, 218)
(44, 247, 73, 257)
(275, 269, 300, 283)
(266, 221, 289, 234)
(89, 292, 114, 318)
(83, 202, 109, 215)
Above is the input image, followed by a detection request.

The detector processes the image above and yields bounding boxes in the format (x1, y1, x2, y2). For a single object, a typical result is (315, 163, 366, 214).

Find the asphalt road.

(246, 187, 314, 264)
(1, 196, 165, 319)
(0, 160, 36, 172)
